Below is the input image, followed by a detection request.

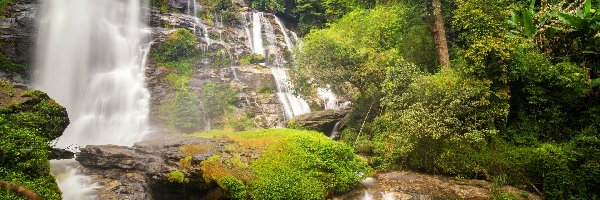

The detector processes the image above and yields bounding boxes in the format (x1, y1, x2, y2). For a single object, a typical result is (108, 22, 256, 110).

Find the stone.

(288, 109, 346, 134)
(76, 134, 225, 200)
(333, 171, 542, 200)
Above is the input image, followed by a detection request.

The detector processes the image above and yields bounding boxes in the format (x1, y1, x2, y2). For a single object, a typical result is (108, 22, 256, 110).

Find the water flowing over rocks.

(146, 7, 304, 129)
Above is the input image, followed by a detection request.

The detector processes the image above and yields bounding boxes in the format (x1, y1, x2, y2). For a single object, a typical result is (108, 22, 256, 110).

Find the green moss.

(195, 129, 370, 199)
(218, 177, 248, 200)
(0, 84, 68, 199)
(168, 170, 189, 183)
(0, 0, 12, 18)
(0, 54, 28, 75)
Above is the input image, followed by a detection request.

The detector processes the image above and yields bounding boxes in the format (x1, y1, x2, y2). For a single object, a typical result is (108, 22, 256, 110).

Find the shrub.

(218, 177, 247, 200)
(373, 70, 508, 176)
(173, 91, 202, 133)
(0, 0, 12, 17)
(506, 49, 590, 143)
(155, 28, 197, 62)
(201, 83, 239, 120)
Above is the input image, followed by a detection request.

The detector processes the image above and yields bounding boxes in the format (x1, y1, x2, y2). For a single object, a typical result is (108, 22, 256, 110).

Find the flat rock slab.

(333, 171, 541, 200)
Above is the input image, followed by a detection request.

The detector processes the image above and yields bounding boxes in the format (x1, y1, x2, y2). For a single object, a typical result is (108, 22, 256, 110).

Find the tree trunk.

(431, 0, 451, 68)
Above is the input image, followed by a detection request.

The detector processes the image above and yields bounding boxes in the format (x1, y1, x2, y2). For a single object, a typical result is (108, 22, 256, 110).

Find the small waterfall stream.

(35, 0, 151, 199)
(248, 11, 310, 120)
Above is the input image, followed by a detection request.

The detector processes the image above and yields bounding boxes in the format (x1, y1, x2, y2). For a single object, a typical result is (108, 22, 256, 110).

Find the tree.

(431, 0, 450, 68)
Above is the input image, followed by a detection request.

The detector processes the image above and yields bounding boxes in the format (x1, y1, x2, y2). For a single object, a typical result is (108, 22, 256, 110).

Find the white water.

(251, 12, 265, 56)
(274, 15, 294, 52)
(35, 0, 150, 199)
(248, 11, 310, 120)
(50, 159, 100, 200)
(317, 87, 340, 110)
(36, 0, 150, 147)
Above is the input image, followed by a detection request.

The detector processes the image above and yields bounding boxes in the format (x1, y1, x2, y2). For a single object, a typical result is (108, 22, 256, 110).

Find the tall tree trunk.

(431, 0, 450, 68)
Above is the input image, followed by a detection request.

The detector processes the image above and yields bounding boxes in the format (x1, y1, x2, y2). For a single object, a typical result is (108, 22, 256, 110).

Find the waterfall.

(35, 0, 150, 199)
(248, 11, 310, 120)
(330, 121, 341, 139)
(274, 15, 294, 51)
(251, 12, 265, 56)
(317, 87, 340, 110)
(35, 0, 150, 147)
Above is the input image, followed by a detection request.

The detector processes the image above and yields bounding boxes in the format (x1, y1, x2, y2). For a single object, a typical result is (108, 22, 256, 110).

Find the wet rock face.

(0, 0, 38, 64)
(77, 134, 225, 200)
(146, 9, 288, 130)
(334, 171, 541, 200)
(288, 109, 346, 134)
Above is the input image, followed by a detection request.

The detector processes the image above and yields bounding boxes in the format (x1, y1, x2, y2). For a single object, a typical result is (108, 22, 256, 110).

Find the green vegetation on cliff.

(193, 129, 370, 200)
(0, 82, 69, 200)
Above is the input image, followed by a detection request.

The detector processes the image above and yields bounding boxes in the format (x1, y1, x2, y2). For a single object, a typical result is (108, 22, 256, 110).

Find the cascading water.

(251, 12, 265, 56)
(36, 0, 150, 147)
(317, 87, 340, 110)
(274, 16, 294, 51)
(248, 11, 310, 120)
(35, 0, 150, 199)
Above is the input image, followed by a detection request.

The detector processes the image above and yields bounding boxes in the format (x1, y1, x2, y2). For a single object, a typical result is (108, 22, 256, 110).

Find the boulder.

(77, 134, 225, 200)
(288, 109, 346, 134)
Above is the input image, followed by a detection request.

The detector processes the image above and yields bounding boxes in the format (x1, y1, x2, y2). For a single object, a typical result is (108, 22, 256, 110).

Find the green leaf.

(585, 0, 592, 15)
(523, 11, 535, 37)
(592, 78, 600, 87)
(558, 13, 584, 29)
(529, 0, 536, 13)
(546, 27, 558, 38)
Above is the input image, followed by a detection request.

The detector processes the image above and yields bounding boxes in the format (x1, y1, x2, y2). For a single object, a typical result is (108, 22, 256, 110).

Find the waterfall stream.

(248, 11, 310, 120)
(35, 0, 151, 199)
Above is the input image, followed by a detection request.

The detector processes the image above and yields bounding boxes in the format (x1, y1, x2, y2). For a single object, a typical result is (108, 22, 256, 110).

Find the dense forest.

(278, 0, 600, 199)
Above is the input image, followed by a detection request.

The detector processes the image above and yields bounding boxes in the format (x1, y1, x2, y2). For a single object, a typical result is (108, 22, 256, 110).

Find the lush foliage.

(168, 170, 190, 183)
(373, 70, 507, 175)
(292, 0, 600, 198)
(195, 129, 370, 199)
(295, 4, 434, 96)
(155, 28, 198, 63)
(199, 0, 239, 25)
(0, 83, 68, 199)
(248, 0, 386, 35)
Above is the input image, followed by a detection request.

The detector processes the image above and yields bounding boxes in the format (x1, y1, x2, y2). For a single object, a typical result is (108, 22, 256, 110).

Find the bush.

(173, 91, 202, 133)
(201, 83, 239, 120)
(155, 28, 197, 62)
(506, 49, 590, 143)
(218, 177, 247, 200)
(373, 70, 507, 176)
(0, 0, 12, 17)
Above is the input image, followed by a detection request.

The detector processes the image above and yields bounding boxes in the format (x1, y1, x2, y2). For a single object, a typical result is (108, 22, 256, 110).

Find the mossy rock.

(0, 81, 70, 199)
(193, 129, 371, 200)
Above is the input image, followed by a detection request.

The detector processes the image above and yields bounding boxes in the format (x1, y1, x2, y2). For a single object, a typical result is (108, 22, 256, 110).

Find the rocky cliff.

(0, 0, 38, 84)
(145, 1, 320, 132)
